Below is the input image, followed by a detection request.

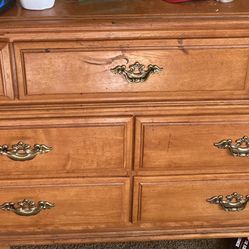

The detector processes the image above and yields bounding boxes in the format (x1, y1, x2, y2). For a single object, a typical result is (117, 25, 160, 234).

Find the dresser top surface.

(1, 0, 249, 19)
(1, 0, 249, 31)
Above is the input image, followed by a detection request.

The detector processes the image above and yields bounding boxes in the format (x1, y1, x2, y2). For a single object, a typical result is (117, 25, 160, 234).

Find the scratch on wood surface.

(167, 134, 172, 152)
(81, 53, 129, 65)
(177, 39, 189, 55)
(65, 153, 72, 171)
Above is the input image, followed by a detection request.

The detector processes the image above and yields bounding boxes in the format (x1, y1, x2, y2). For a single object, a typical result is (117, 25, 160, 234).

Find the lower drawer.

(0, 178, 130, 234)
(133, 175, 249, 230)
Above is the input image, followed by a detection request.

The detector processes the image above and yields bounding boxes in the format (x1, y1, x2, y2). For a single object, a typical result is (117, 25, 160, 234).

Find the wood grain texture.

(3, 0, 249, 18)
(13, 39, 249, 103)
(0, 116, 133, 178)
(1, 0, 249, 246)
(135, 115, 249, 175)
(133, 175, 249, 229)
(0, 43, 14, 101)
(0, 246, 10, 249)
(1, 0, 249, 42)
(0, 178, 130, 234)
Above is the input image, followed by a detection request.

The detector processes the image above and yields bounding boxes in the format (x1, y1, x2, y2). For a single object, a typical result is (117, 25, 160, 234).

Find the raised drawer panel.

(135, 115, 249, 175)
(0, 177, 130, 234)
(0, 43, 14, 101)
(14, 38, 249, 103)
(0, 117, 132, 178)
(133, 175, 249, 230)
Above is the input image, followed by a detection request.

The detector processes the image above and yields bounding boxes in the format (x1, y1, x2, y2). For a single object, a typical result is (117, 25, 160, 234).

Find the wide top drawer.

(14, 38, 249, 103)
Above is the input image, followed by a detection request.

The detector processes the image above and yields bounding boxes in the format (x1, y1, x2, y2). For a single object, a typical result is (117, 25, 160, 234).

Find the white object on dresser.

(20, 0, 55, 10)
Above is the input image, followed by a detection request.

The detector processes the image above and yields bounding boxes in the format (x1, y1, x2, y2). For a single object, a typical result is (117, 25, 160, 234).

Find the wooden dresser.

(1, 0, 249, 246)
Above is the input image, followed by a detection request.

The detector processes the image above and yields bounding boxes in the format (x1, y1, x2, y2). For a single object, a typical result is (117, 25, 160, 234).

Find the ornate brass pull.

(207, 192, 249, 212)
(110, 61, 162, 83)
(0, 199, 54, 216)
(0, 141, 52, 161)
(214, 136, 249, 157)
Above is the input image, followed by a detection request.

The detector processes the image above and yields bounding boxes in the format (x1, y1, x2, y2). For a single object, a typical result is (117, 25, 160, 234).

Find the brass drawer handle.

(0, 141, 52, 161)
(0, 199, 54, 216)
(214, 136, 249, 157)
(110, 61, 162, 83)
(207, 192, 249, 212)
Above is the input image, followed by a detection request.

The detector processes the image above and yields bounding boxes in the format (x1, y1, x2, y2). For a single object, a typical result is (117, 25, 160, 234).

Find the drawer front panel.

(135, 115, 249, 175)
(0, 178, 130, 234)
(15, 38, 249, 103)
(0, 43, 14, 101)
(133, 175, 249, 230)
(0, 117, 132, 178)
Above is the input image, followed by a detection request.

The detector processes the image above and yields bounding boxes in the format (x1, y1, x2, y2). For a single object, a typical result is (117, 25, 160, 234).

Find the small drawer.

(135, 115, 249, 175)
(133, 175, 249, 230)
(0, 177, 130, 234)
(14, 38, 249, 103)
(0, 116, 132, 178)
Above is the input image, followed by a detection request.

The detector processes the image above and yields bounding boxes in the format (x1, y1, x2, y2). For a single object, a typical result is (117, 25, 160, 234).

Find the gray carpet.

(13, 239, 232, 249)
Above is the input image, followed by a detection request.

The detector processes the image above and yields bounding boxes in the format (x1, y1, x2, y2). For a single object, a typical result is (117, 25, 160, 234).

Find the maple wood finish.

(14, 39, 249, 103)
(133, 175, 249, 228)
(0, 178, 130, 233)
(135, 115, 249, 175)
(0, 117, 132, 178)
(0, 43, 13, 102)
(1, 0, 249, 247)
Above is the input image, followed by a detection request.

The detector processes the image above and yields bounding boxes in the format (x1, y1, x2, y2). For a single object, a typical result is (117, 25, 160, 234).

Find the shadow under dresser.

(0, 0, 249, 247)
